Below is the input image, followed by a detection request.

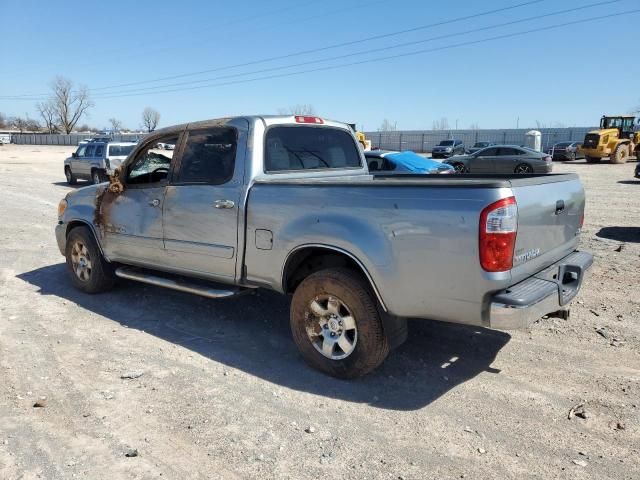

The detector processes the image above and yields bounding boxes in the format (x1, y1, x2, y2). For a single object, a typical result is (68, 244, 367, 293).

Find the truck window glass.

(127, 134, 179, 185)
(265, 126, 361, 172)
(84, 145, 96, 157)
(94, 145, 104, 157)
(177, 127, 237, 184)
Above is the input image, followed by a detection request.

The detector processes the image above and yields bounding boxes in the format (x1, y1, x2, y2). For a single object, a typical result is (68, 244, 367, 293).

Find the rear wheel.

(610, 144, 629, 164)
(92, 169, 107, 184)
(585, 156, 601, 163)
(290, 268, 389, 378)
(452, 162, 468, 173)
(514, 163, 533, 174)
(65, 166, 77, 185)
(65, 226, 115, 293)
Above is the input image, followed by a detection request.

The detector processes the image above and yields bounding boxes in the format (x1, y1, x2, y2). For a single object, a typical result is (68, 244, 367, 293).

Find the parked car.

(467, 141, 496, 154)
(444, 145, 553, 174)
(635, 162, 640, 178)
(64, 141, 137, 185)
(431, 139, 465, 158)
(55, 115, 591, 378)
(364, 150, 454, 174)
(545, 141, 584, 161)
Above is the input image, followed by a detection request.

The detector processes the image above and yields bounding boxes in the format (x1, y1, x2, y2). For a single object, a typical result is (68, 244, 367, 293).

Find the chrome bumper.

(489, 251, 593, 330)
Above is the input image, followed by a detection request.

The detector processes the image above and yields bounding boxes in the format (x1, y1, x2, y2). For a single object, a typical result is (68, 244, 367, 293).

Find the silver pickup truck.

(55, 115, 592, 378)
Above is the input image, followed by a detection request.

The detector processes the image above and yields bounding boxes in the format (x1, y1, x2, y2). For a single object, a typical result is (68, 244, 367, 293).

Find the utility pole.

(516, 117, 520, 129)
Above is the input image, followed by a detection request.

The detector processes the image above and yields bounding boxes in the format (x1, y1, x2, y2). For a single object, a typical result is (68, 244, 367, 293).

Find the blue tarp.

(385, 151, 451, 173)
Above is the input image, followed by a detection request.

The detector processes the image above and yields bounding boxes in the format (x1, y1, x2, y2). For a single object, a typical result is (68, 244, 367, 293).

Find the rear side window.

(265, 126, 361, 172)
(94, 144, 104, 157)
(108, 144, 135, 157)
(176, 127, 237, 184)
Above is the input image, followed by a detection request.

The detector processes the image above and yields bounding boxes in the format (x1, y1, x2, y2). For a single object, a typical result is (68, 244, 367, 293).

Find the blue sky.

(1, 0, 638, 131)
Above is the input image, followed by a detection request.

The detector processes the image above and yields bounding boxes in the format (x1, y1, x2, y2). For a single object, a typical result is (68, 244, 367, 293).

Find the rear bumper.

(488, 251, 593, 330)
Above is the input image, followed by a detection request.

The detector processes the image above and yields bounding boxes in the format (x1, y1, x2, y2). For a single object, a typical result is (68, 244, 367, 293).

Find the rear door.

(493, 147, 523, 173)
(162, 120, 248, 282)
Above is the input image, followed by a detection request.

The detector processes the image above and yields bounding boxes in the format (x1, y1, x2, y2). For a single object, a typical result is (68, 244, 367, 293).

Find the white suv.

(64, 140, 136, 184)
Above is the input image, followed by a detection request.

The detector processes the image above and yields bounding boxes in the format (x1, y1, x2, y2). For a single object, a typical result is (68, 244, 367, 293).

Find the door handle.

(148, 199, 160, 207)
(214, 199, 235, 209)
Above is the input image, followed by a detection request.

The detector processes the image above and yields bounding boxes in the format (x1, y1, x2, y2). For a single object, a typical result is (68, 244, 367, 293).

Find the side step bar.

(115, 266, 252, 299)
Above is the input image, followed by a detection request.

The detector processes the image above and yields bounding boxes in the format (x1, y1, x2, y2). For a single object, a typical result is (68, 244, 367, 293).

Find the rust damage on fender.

(94, 166, 125, 232)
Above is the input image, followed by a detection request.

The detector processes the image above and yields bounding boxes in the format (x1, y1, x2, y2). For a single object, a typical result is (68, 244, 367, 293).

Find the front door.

(101, 132, 183, 266)
(162, 122, 247, 282)
(469, 147, 498, 173)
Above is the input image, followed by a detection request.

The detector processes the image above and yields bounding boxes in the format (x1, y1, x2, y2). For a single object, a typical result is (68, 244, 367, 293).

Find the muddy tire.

(290, 268, 389, 378)
(65, 166, 77, 185)
(610, 144, 629, 164)
(65, 226, 115, 294)
(585, 156, 601, 163)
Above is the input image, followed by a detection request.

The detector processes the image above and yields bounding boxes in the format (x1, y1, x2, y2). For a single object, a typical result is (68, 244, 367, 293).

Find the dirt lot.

(0, 144, 638, 480)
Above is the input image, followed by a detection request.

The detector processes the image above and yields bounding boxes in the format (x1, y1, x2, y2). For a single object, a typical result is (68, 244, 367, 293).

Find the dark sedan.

(635, 162, 640, 179)
(467, 141, 496, 154)
(443, 145, 553, 174)
(545, 141, 583, 161)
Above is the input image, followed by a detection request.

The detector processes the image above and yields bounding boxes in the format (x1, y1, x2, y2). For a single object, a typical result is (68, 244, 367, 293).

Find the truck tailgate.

(510, 174, 584, 282)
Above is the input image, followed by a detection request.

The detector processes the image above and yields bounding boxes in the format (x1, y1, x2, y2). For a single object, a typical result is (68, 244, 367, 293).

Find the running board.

(114, 266, 251, 299)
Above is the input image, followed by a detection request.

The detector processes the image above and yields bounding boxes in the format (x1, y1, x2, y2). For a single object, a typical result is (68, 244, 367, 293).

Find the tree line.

(0, 76, 161, 134)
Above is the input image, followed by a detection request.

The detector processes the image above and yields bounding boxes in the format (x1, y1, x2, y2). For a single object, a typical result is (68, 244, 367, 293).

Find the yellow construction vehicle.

(579, 115, 640, 163)
(348, 123, 371, 150)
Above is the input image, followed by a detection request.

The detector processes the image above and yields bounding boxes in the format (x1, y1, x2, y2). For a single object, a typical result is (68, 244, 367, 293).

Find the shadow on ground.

(617, 180, 640, 185)
(18, 263, 510, 411)
(596, 226, 640, 243)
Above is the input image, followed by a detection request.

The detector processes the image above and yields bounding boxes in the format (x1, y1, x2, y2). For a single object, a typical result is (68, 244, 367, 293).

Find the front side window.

(94, 144, 104, 157)
(75, 145, 87, 157)
(265, 126, 361, 172)
(126, 134, 180, 185)
(478, 147, 498, 156)
(176, 127, 237, 184)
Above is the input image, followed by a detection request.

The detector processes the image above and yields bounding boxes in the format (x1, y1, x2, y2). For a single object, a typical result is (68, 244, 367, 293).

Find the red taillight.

(294, 116, 324, 124)
(479, 196, 518, 272)
(579, 213, 584, 228)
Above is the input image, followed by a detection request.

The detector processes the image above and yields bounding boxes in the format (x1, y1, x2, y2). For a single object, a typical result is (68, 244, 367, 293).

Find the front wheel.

(65, 166, 77, 185)
(65, 226, 115, 293)
(290, 268, 389, 378)
(514, 163, 533, 174)
(610, 144, 629, 164)
(452, 162, 468, 173)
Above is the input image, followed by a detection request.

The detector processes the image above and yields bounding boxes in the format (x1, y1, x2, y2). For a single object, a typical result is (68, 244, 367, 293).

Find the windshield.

(265, 126, 361, 172)
(438, 140, 455, 146)
(108, 144, 135, 157)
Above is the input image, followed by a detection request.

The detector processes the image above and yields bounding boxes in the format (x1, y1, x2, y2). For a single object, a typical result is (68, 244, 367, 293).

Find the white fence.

(9, 133, 146, 145)
(364, 127, 596, 153)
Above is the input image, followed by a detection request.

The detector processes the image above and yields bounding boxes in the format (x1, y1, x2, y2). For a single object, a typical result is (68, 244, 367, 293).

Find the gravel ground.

(0, 144, 638, 480)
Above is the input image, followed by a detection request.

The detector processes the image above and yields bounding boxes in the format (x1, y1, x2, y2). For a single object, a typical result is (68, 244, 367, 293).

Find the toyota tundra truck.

(55, 115, 592, 378)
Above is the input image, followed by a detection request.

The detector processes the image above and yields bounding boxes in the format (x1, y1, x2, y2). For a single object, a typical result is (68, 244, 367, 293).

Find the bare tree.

(432, 117, 450, 130)
(36, 100, 58, 133)
(109, 117, 123, 132)
(46, 77, 93, 134)
(468, 122, 480, 130)
(142, 107, 161, 132)
(9, 115, 40, 133)
(377, 118, 397, 132)
(0, 112, 7, 129)
(277, 104, 316, 115)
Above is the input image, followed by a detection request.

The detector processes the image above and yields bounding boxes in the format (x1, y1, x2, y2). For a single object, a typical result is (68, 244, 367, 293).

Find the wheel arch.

(65, 220, 107, 257)
(282, 244, 388, 312)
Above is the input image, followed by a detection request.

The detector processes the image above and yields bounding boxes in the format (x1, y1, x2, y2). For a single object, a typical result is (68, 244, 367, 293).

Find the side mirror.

(72, 152, 77, 158)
